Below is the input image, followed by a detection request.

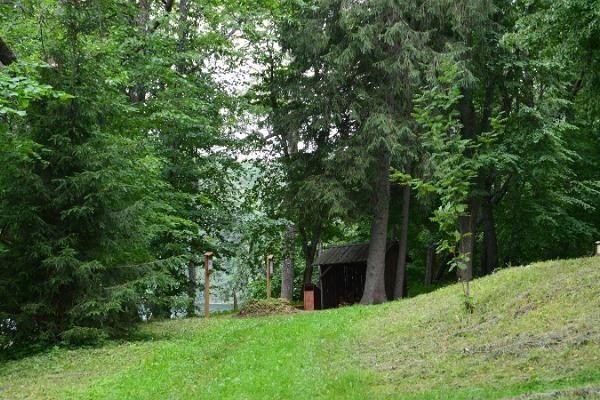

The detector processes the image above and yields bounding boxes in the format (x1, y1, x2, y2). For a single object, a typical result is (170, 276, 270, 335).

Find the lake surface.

(196, 302, 234, 316)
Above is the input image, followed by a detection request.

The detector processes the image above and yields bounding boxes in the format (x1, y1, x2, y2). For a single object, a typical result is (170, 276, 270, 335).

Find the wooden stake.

(596, 241, 600, 256)
(204, 251, 214, 318)
(266, 255, 274, 299)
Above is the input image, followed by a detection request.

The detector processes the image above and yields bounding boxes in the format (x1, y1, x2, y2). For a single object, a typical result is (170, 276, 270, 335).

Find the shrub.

(60, 327, 107, 347)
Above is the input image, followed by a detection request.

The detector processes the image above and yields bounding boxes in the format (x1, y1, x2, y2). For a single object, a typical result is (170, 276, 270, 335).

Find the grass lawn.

(1, 257, 599, 399)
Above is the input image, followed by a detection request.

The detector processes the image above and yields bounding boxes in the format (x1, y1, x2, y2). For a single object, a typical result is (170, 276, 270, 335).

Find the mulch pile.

(238, 298, 299, 317)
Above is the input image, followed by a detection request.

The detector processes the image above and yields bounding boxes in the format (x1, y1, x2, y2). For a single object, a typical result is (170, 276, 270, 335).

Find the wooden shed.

(313, 241, 399, 309)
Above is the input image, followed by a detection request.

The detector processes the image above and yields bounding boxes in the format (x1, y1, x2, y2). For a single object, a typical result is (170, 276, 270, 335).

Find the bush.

(60, 327, 107, 347)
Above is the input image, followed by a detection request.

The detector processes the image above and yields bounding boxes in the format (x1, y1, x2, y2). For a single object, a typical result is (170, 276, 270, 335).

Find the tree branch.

(491, 173, 513, 205)
(149, 0, 175, 33)
(569, 73, 584, 98)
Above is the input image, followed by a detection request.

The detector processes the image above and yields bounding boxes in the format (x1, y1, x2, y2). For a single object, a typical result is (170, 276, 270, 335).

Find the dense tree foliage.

(0, 0, 244, 352)
(269, 0, 599, 302)
(1, 0, 598, 353)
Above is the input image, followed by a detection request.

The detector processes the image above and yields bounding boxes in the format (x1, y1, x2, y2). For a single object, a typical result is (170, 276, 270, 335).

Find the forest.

(1, 0, 599, 356)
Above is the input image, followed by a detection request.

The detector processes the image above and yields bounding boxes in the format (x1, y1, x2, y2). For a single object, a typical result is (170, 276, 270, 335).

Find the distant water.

(199, 303, 234, 316)
(139, 302, 235, 320)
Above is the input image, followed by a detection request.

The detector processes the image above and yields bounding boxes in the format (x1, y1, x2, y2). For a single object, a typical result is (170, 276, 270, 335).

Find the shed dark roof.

(313, 241, 397, 266)
(313, 243, 369, 266)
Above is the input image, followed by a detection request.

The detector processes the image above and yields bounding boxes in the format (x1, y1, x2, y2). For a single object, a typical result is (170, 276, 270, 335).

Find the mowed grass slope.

(1, 257, 599, 399)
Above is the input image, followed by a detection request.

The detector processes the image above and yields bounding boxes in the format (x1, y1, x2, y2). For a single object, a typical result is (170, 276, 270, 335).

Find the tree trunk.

(480, 195, 499, 275)
(425, 245, 436, 285)
(281, 258, 294, 300)
(128, 0, 150, 102)
(478, 81, 499, 276)
(457, 216, 472, 281)
(177, 0, 189, 56)
(300, 223, 321, 285)
(281, 224, 296, 300)
(232, 289, 238, 310)
(457, 198, 478, 282)
(434, 253, 450, 282)
(360, 151, 390, 305)
(303, 251, 314, 284)
(457, 86, 477, 282)
(393, 185, 410, 299)
(0, 37, 16, 66)
(187, 261, 197, 316)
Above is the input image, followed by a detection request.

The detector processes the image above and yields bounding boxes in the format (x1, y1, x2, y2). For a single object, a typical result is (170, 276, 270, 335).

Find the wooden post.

(266, 255, 274, 299)
(204, 251, 214, 318)
(596, 241, 600, 256)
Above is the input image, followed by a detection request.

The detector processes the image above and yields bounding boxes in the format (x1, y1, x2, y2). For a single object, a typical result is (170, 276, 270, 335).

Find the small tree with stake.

(412, 60, 484, 313)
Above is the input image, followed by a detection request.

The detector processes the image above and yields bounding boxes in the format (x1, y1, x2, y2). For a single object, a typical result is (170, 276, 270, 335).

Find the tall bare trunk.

(281, 224, 296, 300)
(457, 86, 477, 282)
(177, 0, 189, 56)
(434, 253, 450, 282)
(128, 0, 150, 102)
(302, 245, 316, 284)
(393, 185, 410, 299)
(187, 261, 197, 316)
(360, 151, 390, 305)
(300, 223, 321, 284)
(425, 245, 436, 285)
(478, 82, 498, 276)
(480, 195, 498, 275)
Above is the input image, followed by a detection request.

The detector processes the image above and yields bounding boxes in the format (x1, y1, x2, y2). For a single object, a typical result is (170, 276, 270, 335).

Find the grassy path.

(1, 306, 381, 399)
(1, 257, 599, 399)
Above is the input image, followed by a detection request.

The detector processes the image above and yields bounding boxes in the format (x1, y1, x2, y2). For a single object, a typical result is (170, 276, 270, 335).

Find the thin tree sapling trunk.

(457, 198, 478, 282)
(232, 289, 238, 311)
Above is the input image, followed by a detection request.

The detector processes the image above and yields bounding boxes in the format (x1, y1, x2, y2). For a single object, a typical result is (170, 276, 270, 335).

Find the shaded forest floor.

(1, 257, 599, 399)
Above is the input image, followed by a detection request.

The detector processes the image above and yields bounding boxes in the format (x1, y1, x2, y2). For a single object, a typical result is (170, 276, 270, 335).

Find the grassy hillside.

(1, 257, 599, 399)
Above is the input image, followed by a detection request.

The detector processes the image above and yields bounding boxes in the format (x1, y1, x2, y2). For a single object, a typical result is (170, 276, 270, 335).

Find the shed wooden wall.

(319, 242, 399, 309)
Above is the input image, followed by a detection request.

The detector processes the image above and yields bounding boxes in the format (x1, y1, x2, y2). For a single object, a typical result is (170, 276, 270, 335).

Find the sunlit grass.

(1, 257, 599, 399)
